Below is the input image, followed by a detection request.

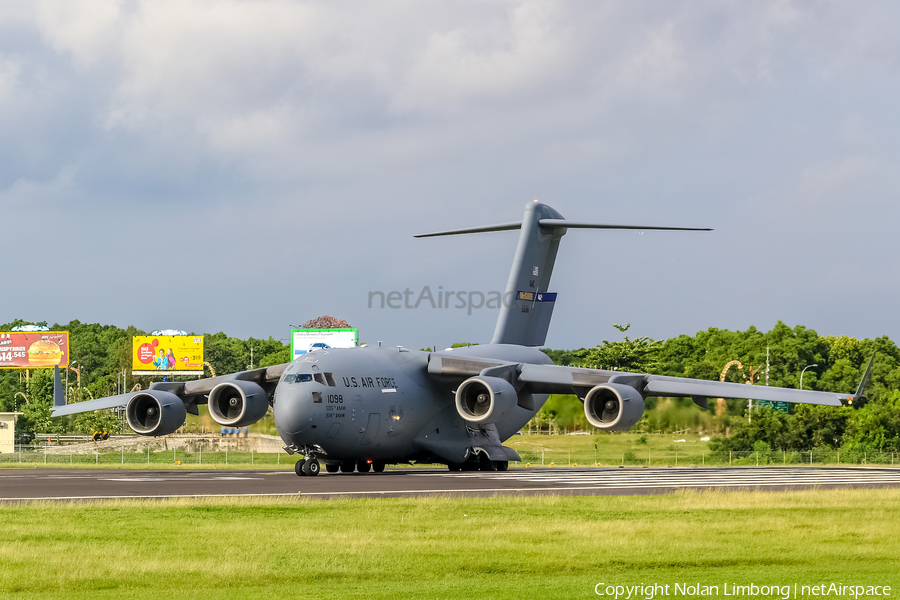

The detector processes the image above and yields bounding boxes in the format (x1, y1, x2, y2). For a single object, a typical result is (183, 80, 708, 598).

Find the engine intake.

(584, 383, 645, 431)
(455, 376, 517, 424)
(126, 391, 187, 436)
(208, 380, 270, 427)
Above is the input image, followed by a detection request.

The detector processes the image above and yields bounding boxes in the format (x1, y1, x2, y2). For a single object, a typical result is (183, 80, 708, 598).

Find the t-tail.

(416, 200, 711, 347)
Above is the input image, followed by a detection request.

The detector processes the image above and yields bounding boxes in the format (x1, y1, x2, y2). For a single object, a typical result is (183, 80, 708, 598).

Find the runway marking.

(6, 478, 900, 502)
(98, 476, 265, 482)
(419, 467, 900, 489)
(100, 478, 169, 482)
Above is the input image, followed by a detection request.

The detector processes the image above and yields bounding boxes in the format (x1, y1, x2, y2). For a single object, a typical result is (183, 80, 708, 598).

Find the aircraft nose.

(274, 388, 312, 436)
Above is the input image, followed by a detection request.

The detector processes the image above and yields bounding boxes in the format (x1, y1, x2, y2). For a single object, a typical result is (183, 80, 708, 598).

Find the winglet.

(53, 366, 66, 409)
(851, 352, 876, 404)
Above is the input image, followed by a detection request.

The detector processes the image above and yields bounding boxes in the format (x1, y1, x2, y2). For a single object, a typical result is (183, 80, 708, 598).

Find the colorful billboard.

(291, 328, 357, 360)
(0, 331, 69, 369)
(132, 335, 204, 375)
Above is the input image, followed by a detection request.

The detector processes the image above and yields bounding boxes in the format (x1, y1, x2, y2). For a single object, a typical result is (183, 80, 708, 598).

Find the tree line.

(0, 319, 288, 439)
(541, 321, 899, 453)
(4, 318, 898, 453)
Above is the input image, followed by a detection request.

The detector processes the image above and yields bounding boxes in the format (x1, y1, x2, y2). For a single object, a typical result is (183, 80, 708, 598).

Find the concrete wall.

(39, 433, 285, 455)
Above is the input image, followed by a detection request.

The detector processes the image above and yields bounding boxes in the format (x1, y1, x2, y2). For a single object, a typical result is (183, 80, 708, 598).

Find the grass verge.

(0, 489, 898, 599)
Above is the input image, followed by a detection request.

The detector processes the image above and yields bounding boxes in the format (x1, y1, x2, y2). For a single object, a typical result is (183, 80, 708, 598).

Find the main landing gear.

(447, 459, 508, 472)
(295, 457, 386, 476)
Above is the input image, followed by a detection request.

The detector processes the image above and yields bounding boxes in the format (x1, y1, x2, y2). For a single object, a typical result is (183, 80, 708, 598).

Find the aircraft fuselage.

(273, 344, 550, 465)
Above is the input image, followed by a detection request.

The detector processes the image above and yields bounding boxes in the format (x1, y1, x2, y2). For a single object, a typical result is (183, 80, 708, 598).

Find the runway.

(2, 466, 900, 501)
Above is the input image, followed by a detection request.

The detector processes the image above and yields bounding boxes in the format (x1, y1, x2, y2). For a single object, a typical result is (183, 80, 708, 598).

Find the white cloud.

(35, 0, 121, 67)
(3, 1, 900, 343)
(797, 156, 879, 204)
(0, 57, 19, 106)
(393, 2, 573, 111)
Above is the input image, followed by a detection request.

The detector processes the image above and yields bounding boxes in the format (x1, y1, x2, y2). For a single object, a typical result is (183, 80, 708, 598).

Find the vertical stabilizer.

(53, 366, 66, 408)
(490, 201, 565, 346)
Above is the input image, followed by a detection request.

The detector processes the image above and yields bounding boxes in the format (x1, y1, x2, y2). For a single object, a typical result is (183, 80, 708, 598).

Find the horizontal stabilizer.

(538, 219, 712, 232)
(414, 221, 522, 238)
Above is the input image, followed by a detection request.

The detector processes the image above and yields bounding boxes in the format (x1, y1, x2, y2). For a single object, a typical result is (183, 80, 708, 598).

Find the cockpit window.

(313, 373, 325, 385)
(284, 373, 312, 384)
(324, 373, 337, 387)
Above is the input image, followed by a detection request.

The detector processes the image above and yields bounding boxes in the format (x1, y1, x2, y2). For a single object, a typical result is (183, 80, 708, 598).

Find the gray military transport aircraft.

(51, 201, 872, 476)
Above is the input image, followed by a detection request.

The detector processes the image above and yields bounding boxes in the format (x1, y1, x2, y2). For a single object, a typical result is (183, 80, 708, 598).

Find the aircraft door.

(360, 413, 380, 446)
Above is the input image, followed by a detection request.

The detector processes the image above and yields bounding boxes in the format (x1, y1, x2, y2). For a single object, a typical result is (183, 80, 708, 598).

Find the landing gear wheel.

(372, 462, 386, 473)
(325, 463, 340, 474)
(462, 462, 479, 472)
(495, 460, 509, 472)
(340, 461, 355, 473)
(302, 458, 320, 476)
(357, 460, 372, 473)
(447, 463, 461, 472)
(479, 457, 498, 472)
(295, 459, 307, 476)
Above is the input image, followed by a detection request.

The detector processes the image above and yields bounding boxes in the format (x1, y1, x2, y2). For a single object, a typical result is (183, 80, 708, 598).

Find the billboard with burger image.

(0, 332, 69, 368)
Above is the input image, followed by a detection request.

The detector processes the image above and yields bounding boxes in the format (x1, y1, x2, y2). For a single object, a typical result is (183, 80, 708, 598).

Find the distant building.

(0, 413, 22, 453)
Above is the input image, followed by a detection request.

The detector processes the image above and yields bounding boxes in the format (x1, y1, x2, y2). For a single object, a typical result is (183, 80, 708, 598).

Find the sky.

(1, 1, 899, 350)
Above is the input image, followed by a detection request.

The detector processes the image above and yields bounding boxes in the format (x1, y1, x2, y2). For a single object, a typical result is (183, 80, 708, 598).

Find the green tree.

(581, 324, 661, 372)
(841, 391, 900, 452)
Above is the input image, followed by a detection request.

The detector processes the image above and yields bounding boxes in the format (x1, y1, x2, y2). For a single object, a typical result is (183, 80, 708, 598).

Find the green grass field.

(1, 489, 898, 599)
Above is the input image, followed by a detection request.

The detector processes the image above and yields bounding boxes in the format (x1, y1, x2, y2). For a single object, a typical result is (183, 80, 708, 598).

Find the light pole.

(800, 364, 818, 390)
(70, 360, 81, 400)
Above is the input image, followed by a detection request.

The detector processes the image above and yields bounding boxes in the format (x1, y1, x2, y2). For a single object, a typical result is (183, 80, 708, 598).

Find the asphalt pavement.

(2, 466, 900, 501)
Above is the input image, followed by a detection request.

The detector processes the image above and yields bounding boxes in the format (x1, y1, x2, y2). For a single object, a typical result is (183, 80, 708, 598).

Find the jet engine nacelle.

(208, 380, 270, 427)
(584, 383, 645, 431)
(455, 376, 518, 424)
(126, 391, 187, 436)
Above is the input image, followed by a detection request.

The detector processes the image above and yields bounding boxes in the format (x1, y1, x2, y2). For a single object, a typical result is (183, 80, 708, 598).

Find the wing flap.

(517, 363, 612, 395)
(427, 355, 504, 377)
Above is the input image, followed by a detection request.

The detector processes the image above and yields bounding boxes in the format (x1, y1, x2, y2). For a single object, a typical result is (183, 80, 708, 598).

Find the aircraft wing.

(516, 364, 846, 406)
(427, 353, 870, 407)
(51, 363, 291, 416)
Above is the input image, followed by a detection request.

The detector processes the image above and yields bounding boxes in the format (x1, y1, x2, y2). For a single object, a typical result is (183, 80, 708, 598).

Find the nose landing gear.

(294, 457, 321, 477)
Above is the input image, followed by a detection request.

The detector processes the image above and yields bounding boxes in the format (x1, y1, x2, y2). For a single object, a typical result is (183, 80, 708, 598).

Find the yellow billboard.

(132, 335, 204, 375)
